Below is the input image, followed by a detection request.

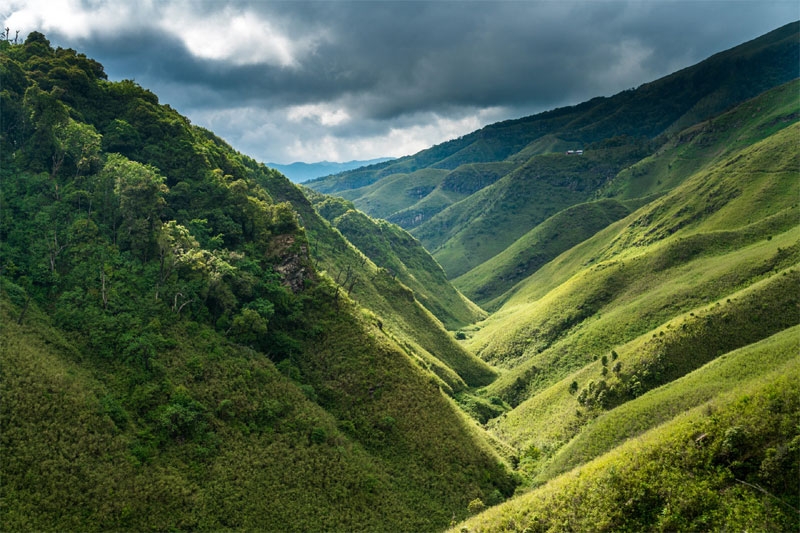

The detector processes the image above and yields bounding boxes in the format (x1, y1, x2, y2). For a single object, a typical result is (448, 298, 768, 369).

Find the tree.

(103, 154, 167, 259)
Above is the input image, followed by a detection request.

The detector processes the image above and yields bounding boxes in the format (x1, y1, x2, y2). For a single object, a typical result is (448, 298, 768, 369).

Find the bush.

(310, 427, 327, 444)
(467, 498, 485, 514)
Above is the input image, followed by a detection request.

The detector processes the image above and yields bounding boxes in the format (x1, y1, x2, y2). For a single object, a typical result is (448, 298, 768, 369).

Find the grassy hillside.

(455, 370, 800, 533)
(599, 78, 800, 202)
(414, 139, 652, 277)
(537, 324, 800, 484)
(260, 171, 496, 391)
(453, 198, 631, 307)
(306, 190, 485, 330)
(0, 34, 514, 531)
(307, 22, 798, 235)
(453, 80, 799, 308)
(489, 265, 800, 448)
(441, 117, 800, 531)
(386, 162, 515, 230)
(468, 123, 799, 393)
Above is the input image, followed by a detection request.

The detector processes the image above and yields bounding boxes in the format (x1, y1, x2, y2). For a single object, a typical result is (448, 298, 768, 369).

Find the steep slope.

(453, 198, 631, 307)
(455, 369, 800, 532)
(470, 123, 799, 394)
(456, 78, 799, 309)
(307, 22, 798, 233)
(450, 122, 800, 522)
(306, 191, 485, 330)
(0, 34, 514, 531)
(259, 169, 496, 391)
(414, 138, 652, 277)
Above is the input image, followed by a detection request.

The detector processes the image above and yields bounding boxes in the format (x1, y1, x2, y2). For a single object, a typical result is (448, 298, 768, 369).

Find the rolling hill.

(307, 21, 799, 277)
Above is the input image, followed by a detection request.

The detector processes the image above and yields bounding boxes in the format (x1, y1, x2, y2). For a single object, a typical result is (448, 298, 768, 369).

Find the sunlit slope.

(599, 78, 800, 201)
(490, 267, 800, 448)
(339, 168, 450, 219)
(536, 324, 800, 484)
(455, 80, 799, 309)
(0, 291, 513, 531)
(261, 171, 496, 390)
(306, 190, 486, 329)
(455, 370, 800, 533)
(387, 162, 516, 230)
(413, 140, 652, 277)
(468, 123, 799, 400)
(453, 198, 631, 308)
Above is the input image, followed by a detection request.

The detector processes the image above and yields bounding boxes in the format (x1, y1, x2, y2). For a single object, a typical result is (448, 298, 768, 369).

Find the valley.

(1, 19, 798, 533)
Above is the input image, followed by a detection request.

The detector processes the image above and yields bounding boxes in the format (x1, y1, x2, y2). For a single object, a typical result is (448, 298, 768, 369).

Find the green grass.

(505, 134, 582, 162)
(308, 191, 485, 330)
(454, 198, 631, 308)
(339, 168, 450, 219)
(413, 141, 651, 278)
(469, 122, 799, 368)
(387, 162, 516, 230)
(537, 324, 800, 484)
(454, 371, 800, 533)
(599, 79, 800, 201)
(263, 172, 496, 390)
(0, 284, 514, 531)
(488, 266, 800, 450)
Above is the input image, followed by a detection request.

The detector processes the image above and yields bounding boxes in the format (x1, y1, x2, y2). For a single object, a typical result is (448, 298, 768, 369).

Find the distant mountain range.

(267, 158, 394, 182)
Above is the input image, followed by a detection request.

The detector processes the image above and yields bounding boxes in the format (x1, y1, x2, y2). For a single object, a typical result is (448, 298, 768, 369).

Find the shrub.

(310, 427, 327, 444)
(467, 498, 485, 514)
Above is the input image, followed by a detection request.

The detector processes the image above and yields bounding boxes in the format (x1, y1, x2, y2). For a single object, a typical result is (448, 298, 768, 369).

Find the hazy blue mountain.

(268, 158, 394, 182)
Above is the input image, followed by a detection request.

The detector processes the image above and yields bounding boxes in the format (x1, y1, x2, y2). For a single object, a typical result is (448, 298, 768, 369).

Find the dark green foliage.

(307, 190, 485, 330)
(0, 37, 515, 531)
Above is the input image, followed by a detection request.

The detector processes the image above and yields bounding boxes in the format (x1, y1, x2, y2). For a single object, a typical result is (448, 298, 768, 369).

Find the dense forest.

(0, 33, 516, 531)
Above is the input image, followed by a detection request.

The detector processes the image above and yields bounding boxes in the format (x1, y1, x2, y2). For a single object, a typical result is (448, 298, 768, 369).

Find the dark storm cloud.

(4, 0, 797, 162)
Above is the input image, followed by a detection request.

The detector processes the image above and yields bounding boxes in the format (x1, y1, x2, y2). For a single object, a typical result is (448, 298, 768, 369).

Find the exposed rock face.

(271, 234, 313, 293)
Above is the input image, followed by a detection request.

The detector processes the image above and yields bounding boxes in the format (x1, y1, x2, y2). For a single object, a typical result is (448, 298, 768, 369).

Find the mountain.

(3, 24, 800, 533)
(0, 33, 514, 531)
(307, 21, 799, 278)
(452, 95, 799, 531)
(456, 78, 800, 308)
(267, 158, 393, 183)
(304, 189, 486, 330)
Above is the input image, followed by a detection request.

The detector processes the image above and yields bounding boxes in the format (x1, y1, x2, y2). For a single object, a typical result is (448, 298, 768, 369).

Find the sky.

(2, 1, 797, 164)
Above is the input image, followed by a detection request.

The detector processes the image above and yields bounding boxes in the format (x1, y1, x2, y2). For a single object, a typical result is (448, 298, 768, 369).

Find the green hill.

(414, 139, 653, 277)
(453, 198, 631, 308)
(306, 190, 485, 330)
(0, 33, 514, 531)
(307, 22, 798, 243)
(455, 78, 799, 309)
(3, 24, 800, 533)
(455, 367, 799, 532)
(258, 168, 495, 391)
(449, 118, 800, 529)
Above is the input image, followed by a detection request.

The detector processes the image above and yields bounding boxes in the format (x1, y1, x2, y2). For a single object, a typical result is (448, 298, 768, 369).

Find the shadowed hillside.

(0, 33, 514, 531)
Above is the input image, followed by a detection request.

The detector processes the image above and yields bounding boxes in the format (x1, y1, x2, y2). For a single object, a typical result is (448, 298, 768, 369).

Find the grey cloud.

(9, 0, 797, 162)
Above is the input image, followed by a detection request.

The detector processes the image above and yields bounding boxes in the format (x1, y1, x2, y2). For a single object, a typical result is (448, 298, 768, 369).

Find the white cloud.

(287, 103, 351, 126)
(187, 105, 510, 164)
(158, 3, 324, 67)
(2, 0, 323, 67)
(2, 0, 138, 40)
